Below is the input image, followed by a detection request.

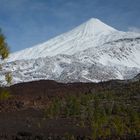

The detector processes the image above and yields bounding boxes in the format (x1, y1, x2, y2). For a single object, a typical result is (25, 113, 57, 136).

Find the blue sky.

(0, 0, 140, 52)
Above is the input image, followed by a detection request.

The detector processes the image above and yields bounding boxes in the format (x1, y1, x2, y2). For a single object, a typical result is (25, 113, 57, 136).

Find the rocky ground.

(0, 79, 140, 140)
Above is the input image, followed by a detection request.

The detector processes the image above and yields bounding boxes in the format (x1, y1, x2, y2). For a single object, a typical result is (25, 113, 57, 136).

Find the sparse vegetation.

(44, 81, 140, 139)
(0, 78, 139, 139)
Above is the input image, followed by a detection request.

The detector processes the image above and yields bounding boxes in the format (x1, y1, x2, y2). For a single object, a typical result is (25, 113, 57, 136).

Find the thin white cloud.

(128, 27, 140, 33)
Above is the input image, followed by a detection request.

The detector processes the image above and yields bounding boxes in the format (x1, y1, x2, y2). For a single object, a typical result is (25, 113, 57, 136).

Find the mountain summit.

(75, 18, 117, 36)
(1, 18, 140, 85)
(8, 18, 119, 61)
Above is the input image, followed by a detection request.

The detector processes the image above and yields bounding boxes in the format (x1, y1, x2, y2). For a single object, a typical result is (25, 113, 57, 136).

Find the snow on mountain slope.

(1, 18, 140, 85)
(1, 53, 140, 85)
(8, 18, 135, 62)
(74, 37, 140, 68)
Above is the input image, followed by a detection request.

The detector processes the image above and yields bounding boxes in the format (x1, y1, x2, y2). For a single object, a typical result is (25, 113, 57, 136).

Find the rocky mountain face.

(0, 18, 140, 85)
(132, 73, 140, 81)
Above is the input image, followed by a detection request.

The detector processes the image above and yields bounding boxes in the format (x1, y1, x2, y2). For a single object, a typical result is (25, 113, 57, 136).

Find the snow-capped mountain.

(1, 18, 140, 85)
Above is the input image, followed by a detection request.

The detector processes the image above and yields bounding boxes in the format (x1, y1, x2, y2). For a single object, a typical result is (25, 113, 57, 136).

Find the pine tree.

(0, 29, 9, 60)
(0, 29, 11, 87)
(5, 72, 12, 84)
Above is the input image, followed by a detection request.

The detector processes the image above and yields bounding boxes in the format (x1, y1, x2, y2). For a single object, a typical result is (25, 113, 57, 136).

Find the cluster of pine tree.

(44, 84, 140, 139)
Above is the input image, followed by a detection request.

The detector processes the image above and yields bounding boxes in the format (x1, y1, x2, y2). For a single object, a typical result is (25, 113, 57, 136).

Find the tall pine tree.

(0, 29, 9, 60)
